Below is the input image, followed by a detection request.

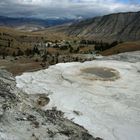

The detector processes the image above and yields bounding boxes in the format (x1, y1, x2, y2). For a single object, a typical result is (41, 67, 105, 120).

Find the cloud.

(0, 0, 140, 18)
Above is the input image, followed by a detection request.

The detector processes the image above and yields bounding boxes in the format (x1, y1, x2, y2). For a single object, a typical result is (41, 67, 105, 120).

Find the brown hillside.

(47, 11, 140, 42)
(101, 41, 140, 56)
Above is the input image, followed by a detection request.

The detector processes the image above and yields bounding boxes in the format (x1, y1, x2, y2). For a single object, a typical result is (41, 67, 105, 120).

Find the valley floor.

(0, 56, 48, 76)
(16, 51, 140, 140)
(0, 54, 95, 76)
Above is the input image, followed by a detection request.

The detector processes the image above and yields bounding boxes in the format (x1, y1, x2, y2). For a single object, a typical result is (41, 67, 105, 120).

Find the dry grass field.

(101, 41, 140, 56)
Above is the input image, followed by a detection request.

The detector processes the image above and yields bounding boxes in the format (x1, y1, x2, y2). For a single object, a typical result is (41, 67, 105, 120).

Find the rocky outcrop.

(61, 11, 140, 42)
(0, 69, 100, 140)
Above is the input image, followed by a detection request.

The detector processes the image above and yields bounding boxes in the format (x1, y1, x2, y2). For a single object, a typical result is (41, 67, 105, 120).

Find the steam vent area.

(16, 51, 140, 140)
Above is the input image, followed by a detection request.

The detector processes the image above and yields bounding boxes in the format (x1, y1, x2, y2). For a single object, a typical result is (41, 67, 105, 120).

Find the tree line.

(79, 39, 120, 51)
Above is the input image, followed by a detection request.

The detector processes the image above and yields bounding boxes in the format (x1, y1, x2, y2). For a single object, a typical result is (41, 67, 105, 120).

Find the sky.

(0, 0, 140, 19)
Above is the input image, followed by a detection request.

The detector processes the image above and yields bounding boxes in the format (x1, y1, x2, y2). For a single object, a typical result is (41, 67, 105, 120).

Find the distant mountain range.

(0, 16, 74, 28)
(1, 11, 140, 42)
(51, 11, 140, 42)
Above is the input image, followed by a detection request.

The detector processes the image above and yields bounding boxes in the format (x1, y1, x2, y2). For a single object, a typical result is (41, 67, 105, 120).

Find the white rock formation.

(16, 51, 140, 140)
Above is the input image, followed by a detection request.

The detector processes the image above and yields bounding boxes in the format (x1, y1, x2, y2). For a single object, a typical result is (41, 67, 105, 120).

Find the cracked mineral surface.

(0, 69, 97, 140)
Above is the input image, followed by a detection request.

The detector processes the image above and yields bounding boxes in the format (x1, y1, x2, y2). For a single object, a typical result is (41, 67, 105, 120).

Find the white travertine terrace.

(16, 51, 140, 140)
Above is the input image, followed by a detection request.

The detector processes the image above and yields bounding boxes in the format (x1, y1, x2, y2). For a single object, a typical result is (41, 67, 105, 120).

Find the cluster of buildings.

(36, 40, 71, 50)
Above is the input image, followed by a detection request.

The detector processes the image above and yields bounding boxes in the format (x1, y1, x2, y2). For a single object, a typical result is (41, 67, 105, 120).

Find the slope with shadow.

(60, 11, 140, 42)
